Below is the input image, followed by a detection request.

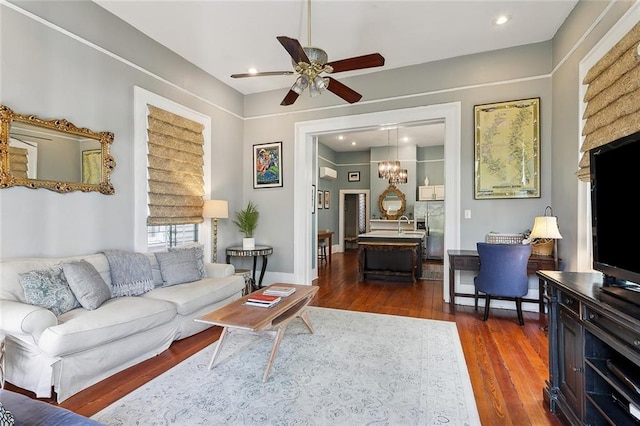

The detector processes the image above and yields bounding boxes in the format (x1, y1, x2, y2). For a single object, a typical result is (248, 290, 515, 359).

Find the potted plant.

(233, 201, 259, 249)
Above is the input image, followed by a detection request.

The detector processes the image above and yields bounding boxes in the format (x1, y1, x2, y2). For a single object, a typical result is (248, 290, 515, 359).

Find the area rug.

(92, 307, 480, 425)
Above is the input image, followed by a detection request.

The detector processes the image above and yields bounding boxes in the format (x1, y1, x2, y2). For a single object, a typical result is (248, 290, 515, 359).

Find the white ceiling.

(94, 0, 578, 151)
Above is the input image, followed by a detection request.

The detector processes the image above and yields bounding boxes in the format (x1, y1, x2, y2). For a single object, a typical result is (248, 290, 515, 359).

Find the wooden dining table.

(318, 230, 334, 263)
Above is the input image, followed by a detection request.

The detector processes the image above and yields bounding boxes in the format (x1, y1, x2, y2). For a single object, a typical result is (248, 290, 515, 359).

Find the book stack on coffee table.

(246, 293, 281, 308)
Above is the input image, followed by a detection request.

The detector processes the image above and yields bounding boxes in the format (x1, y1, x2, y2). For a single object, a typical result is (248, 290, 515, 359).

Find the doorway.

(293, 102, 461, 302)
(338, 189, 370, 252)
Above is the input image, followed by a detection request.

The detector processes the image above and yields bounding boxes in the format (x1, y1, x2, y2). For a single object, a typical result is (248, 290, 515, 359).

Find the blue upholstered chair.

(474, 242, 532, 326)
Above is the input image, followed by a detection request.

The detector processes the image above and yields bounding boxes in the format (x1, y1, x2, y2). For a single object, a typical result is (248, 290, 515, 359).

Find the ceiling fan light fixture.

(313, 75, 329, 90)
(303, 47, 328, 65)
(309, 81, 322, 97)
(291, 75, 309, 94)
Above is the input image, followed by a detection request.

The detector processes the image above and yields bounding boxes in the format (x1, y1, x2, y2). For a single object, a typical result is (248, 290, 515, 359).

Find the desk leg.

(328, 236, 332, 263)
(449, 262, 456, 314)
(226, 255, 231, 264)
(258, 255, 268, 288)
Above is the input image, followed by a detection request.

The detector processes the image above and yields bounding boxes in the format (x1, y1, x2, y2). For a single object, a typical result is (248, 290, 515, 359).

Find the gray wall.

(1, 0, 634, 279)
(0, 1, 244, 258)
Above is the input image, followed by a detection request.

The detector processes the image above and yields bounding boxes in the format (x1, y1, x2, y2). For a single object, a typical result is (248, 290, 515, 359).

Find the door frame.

(293, 102, 461, 302)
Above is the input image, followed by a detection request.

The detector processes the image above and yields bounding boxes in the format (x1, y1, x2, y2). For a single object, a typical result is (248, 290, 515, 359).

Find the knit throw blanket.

(101, 249, 154, 297)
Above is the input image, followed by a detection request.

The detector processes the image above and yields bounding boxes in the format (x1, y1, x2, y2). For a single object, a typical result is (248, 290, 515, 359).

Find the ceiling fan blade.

(280, 89, 300, 106)
(326, 77, 362, 104)
(231, 71, 295, 78)
(326, 53, 385, 73)
(277, 36, 310, 64)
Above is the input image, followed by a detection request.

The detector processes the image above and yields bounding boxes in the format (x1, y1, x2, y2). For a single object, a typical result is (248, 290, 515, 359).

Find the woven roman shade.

(147, 105, 205, 226)
(9, 146, 28, 179)
(578, 21, 640, 182)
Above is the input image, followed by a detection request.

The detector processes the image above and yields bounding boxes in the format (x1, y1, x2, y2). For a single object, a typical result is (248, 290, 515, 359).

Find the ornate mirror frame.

(0, 105, 115, 194)
(378, 184, 406, 220)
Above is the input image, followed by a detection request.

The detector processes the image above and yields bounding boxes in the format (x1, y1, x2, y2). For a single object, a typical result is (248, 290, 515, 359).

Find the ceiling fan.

(230, 0, 385, 106)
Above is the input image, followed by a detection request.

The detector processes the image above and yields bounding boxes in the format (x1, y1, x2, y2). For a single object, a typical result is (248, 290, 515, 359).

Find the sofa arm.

(205, 262, 235, 278)
(0, 299, 57, 340)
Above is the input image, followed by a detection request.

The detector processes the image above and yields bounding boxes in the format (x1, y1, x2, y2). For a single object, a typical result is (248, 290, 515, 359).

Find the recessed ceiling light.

(248, 67, 258, 75)
(351, 141, 356, 146)
(338, 135, 344, 140)
(495, 15, 510, 25)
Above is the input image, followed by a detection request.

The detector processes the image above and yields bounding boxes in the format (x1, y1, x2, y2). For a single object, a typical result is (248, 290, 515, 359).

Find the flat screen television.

(590, 130, 640, 286)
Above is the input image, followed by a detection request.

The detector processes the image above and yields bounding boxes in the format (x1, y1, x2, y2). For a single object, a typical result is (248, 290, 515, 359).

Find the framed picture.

(317, 190, 324, 209)
(324, 190, 330, 209)
(253, 141, 283, 188)
(348, 171, 360, 182)
(82, 149, 102, 184)
(474, 98, 540, 199)
(312, 185, 316, 214)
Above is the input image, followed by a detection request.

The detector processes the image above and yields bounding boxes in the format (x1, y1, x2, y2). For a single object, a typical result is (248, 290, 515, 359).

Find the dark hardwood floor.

(7, 251, 562, 425)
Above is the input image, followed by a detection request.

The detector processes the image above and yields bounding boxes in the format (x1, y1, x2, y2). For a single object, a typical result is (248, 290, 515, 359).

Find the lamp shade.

(203, 200, 228, 219)
(530, 216, 562, 239)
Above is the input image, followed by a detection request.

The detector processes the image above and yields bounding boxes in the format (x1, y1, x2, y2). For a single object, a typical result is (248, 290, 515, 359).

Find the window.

(133, 87, 211, 253)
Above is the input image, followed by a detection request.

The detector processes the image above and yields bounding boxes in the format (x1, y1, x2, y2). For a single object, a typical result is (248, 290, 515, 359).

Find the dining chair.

(474, 242, 532, 325)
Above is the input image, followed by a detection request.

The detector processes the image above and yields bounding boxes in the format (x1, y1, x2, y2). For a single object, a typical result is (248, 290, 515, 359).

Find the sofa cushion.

(37, 297, 176, 357)
(62, 260, 111, 310)
(154, 250, 201, 286)
(18, 266, 80, 316)
(143, 275, 243, 316)
(169, 244, 206, 279)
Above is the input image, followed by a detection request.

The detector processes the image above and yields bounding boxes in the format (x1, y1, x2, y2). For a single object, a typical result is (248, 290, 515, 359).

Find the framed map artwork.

(474, 98, 540, 199)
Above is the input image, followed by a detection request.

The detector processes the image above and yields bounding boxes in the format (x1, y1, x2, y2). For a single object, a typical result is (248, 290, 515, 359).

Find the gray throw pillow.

(19, 265, 80, 316)
(62, 260, 111, 310)
(169, 244, 206, 278)
(155, 250, 201, 286)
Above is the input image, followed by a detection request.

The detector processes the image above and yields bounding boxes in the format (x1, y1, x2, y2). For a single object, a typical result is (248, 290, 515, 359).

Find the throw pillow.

(19, 265, 80, 316)
(101, 249, 155, 297)
(169, 243, 206, 278)
(62, 260, 111, 310)
(0, 401, 15, 425)
(155, 250, 201, 286)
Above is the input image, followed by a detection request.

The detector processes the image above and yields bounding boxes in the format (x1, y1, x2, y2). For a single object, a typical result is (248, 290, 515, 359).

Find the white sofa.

(0, 250, 244, 402)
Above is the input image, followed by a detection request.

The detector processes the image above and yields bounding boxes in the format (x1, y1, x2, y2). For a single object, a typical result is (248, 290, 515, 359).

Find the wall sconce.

(203, 199, 228, 262)
(530, 205, 562, 264)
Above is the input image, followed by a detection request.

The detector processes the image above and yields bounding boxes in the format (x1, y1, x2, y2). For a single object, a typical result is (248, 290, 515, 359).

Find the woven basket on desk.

(485, 233, 524, 245)
(531, 239, 554, 256)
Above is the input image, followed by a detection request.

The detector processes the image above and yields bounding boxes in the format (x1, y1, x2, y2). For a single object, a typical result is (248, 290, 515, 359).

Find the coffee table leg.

(263, 326, 286, 382)
(299, 310, 315, 334)
(208, 327, 229, 370)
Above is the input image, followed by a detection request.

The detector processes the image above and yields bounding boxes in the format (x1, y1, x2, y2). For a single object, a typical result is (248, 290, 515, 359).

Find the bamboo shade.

(578, 22, 640, 181)
(9, 146, 28, 179)
(147, 105, 205, 225)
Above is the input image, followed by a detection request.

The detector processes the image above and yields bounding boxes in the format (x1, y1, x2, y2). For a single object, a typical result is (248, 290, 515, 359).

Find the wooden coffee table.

(195, 283, 319, 382)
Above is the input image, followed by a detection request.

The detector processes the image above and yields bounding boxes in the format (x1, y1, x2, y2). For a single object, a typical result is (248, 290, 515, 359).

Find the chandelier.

(377, 128, 408, 184)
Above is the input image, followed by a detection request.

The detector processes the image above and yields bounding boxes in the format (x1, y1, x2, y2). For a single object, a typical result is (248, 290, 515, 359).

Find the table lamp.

(530, 206, 562, 264)
(203, 199, 228, 262)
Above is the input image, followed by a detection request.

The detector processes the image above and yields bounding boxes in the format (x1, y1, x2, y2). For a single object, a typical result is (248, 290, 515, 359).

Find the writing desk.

(317, 230, 334, 263)
(447, 249, 558, 314)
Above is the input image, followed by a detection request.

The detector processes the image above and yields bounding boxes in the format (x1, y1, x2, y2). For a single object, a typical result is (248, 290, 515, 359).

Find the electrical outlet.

(464, 210, 471, 219)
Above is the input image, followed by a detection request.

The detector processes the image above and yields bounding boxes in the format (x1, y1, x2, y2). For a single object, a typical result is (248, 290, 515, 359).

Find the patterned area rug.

(92, 307, 480, 425)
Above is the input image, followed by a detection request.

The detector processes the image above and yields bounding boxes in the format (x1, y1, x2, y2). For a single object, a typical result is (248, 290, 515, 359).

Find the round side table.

(226, 245, 273, 290)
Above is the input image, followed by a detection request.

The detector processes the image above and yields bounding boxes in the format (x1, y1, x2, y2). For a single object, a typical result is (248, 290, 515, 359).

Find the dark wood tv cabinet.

(538, 271, 640, 425)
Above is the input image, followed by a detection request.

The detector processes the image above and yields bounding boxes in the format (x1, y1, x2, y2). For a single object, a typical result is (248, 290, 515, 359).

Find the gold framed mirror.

(0, 105, 115, 194)
(378, 184, 406, 220)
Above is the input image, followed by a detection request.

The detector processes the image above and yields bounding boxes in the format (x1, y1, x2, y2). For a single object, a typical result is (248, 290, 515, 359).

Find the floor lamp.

(203, 200, 228, 263)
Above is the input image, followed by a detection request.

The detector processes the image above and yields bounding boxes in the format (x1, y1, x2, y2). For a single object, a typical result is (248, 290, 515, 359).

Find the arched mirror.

(378, 184, 406, 220)
(0, 105, 115, 194)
